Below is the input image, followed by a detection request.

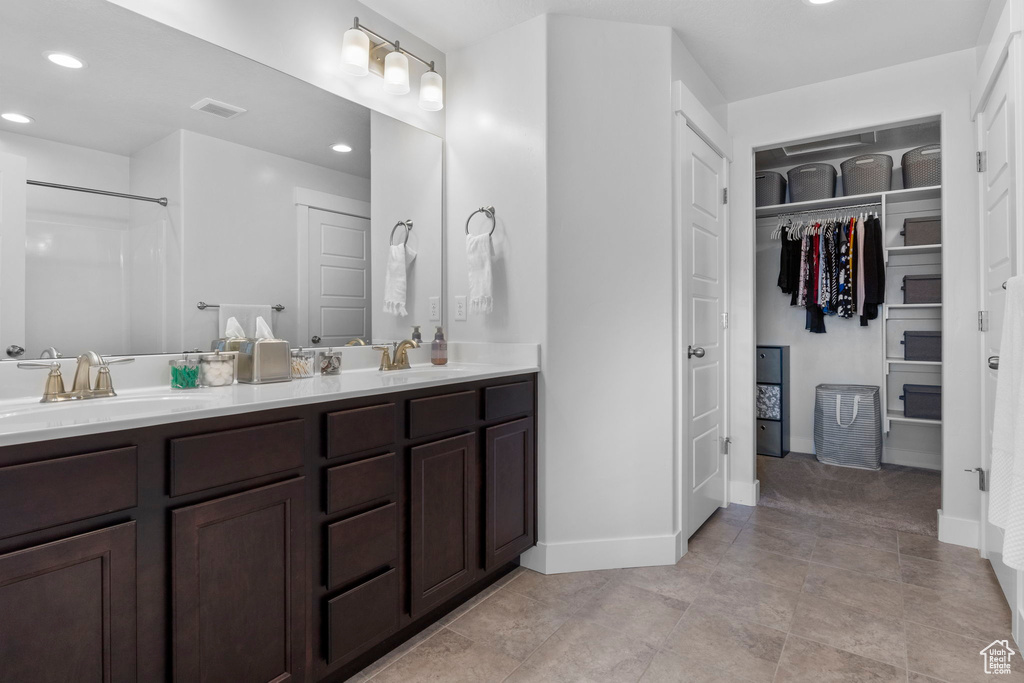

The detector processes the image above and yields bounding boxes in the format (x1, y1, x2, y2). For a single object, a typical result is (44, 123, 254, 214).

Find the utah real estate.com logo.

(981, 639, 1016, 675)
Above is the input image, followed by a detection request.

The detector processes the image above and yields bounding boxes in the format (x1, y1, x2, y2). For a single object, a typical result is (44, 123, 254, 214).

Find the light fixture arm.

(352, 17, 436, 70)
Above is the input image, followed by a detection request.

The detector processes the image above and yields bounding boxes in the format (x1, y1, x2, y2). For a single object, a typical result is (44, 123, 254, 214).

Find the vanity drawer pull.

(326, 404, 396, 459)
(326, 503, 398, 590)
(325, 453, 397, 515)
(484, 381, 534, 421)
(408, 391, 478, 439)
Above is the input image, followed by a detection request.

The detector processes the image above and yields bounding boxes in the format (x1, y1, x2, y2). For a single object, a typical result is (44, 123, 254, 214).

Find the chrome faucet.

(372, 339, 420, 371)
(18, 351, 134, 403)
(39, 346, 62, 359)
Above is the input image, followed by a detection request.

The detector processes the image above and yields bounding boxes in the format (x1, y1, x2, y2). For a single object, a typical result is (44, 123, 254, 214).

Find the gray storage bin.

(787, 163, 837, 202)
(757, 419, 783, 457)
(900, 384, 941, 420)
(840, 154, 893, 195)
(902, 144, 941, 188)
(814, 384, 882, 470)
(755, 171, 787, 207)
(901, 331, 941, 362)
(902, 216, 941, 246)
(902, 274, 942, 304)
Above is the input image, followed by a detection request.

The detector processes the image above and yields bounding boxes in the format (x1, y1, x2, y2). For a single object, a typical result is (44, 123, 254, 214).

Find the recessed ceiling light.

(331, 143, 353, 153)
(804, 0, 836, 4)
(45, 52, 86, 69)
(1, 113, 34, 124)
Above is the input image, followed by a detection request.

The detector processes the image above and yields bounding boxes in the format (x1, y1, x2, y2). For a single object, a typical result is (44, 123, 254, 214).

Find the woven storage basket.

(787, 163, 837, 202)
(902, 144, 941, 188)
(813, 384, 882, 470)
(840, 154, 893, 195)
(755, 171, 787, 207)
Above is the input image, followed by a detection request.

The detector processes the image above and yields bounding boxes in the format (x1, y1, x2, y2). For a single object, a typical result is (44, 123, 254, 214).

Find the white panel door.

(683, 126, 728, 536)
(307, 207, 371, 346)
(0, 152, 27, 359)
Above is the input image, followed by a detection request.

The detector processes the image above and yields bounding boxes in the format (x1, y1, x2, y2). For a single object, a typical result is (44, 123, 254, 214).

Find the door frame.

(672, 80, 733, 560)
(295, 187, 371, 347)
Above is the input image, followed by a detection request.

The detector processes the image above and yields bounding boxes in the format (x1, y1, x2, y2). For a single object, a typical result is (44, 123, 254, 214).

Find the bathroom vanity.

(0, 366, 537, 683)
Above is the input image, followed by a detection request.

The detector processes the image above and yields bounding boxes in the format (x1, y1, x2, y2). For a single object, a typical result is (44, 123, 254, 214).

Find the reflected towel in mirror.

(467, 234, 493, 314)
(383, 244, 417, 316)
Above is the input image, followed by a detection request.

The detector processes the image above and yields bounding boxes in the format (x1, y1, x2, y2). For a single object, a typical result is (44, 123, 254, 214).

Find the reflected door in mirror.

(308, 208, 371, 346)
(0, 152, 27, 357)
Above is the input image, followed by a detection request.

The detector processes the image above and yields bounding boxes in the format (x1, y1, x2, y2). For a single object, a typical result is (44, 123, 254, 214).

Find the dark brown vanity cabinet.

(484, 418, 536, 570)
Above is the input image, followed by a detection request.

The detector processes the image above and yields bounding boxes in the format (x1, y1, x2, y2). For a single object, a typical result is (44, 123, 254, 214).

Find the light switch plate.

(455, 296, 467, 321)
(429, 297, 440, 321)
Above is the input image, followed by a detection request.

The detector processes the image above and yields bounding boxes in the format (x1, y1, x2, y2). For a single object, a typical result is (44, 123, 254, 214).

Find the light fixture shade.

(383, 50, 410, 95)
(341, 27, 370, 76)
(419, 70, 444, 111)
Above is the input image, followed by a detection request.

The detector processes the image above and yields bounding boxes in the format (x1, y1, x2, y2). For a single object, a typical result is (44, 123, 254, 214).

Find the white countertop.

(0, 358, 538, 447)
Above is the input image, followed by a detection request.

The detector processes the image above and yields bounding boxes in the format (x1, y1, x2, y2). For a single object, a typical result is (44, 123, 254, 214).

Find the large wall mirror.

(0, 0, 443, 360)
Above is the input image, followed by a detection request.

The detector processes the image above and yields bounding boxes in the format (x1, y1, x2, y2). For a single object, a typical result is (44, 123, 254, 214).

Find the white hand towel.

(990, 275, 1024, 568)
(219, 304, 272, 338)
(467, 233, 493, 314)
(382, 244, 417, 316)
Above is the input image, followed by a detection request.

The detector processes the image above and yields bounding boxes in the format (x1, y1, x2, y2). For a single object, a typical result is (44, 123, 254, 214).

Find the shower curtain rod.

(27, 180, 168, 206)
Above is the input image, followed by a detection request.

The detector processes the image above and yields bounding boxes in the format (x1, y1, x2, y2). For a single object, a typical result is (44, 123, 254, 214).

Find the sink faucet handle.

(102, 356, 135, 366)
(17, 360, 61, 370)
(17, 361, 66, 401)
(372, 346, 395, 371)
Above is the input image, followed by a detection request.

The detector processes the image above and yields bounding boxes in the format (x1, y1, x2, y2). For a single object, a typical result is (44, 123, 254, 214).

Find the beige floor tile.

(685, 535, 732, 566)
(906, 622, 1024, 683)
(899, 554, 1004, 602)
(612, 555, 716, 603)
(691, 515, 745, 545)
(774, 635, 906, 683)
(719, 503, 756, 523)
(507, 617, 657, 683)
(907, 674, 945, 683)
(716, 543, 810, 591)
(358, 622, 444, 678)
(746, 507, 822, 534)
(733, 524, 817, 560)
(575, 581, 688, 648)
(788, 593, 906, 667)
(801, 563, 903, 619)
(447, 589, 572, 661)
(505, 568, 610, 610)
(902, 581, 1012, 642)
(811, 538, 901, 580)
(639, 650, 758, 683)
(370, 628, 520, 683)
(898, 532, 992, 575)
(661, 603, 786, 683)
(692, 570, 800, 632)
(814, 518, 898, 552)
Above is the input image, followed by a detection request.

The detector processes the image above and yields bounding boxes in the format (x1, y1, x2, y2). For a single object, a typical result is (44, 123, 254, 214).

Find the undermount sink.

(0, 392, 225, 429)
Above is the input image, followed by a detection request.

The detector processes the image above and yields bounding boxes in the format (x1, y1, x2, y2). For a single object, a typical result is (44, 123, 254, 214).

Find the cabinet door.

(409, 433, 476, 618)
(484, 418, 536, 570)
(172, 478, 306, 683)
(0, 522, 137, 683)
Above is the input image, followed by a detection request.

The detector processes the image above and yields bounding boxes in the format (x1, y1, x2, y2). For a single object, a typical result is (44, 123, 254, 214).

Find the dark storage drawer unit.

(902, 216, 941, 246)
(756, 345, 790, 457)
(901, 384, 942, 420)
(902, 331, 941, 362)
(903, 274, 942, 304)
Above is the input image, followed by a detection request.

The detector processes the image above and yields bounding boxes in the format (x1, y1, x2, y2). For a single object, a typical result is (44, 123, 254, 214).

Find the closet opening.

(752, 116, 943, 538)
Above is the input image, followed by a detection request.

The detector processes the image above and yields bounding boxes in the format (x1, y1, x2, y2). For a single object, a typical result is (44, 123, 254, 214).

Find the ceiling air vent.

(190, 98, 247, 120)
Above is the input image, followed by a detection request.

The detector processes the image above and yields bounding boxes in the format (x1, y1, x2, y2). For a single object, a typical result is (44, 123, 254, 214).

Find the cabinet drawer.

(326, 404, 396, 459)
(484, 381, 534, 421)
(327, 568, 399, 666)
(327, 503, 398, 589)
(170, 419, 304, 496)
(756, 419, 783, 457)
(0, 447, 137, 540)
(756, 347, 782, 384)
(325, 453, 397, 515)
(408, 390, 478, 439)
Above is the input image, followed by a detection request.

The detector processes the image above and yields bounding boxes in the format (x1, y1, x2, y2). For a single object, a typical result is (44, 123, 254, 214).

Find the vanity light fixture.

(330, 143, 353, 153)
(342, 18, 443, 110)
(1, 112, 33, 124)
(45, 51, 86, 69)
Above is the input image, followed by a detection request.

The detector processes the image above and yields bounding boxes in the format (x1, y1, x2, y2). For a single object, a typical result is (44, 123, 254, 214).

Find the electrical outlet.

(455, 296, 467, 321)
(429, 297, 440, 321)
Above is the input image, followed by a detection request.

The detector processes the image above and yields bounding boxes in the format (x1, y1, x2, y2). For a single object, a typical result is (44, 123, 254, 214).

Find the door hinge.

(965, 467, 987, 492)
(721, 312, 729, 329)
(979, 310, 989, 332)
(722, 188, 728, 205)
(722, 436, 732, 455)
(977, 151, 986, 173)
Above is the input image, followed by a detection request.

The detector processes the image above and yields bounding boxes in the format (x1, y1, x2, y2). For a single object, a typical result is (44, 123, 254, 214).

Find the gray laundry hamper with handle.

(813, 384, 883, 470)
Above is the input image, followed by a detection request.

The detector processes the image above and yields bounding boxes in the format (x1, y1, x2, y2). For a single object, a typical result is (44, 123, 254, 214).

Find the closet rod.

(776, 201, 881, 219)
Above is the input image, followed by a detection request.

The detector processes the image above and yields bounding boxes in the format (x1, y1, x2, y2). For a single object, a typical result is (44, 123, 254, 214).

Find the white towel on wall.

(382, 244, 417, 316)
(467, 233, 493, 314)
(989, 275, 1024, 568)
(218, 304, 272, 338)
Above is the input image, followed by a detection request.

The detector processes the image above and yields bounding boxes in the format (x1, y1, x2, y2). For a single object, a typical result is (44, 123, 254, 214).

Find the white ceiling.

(368, 0, 993, 101)
(0, 0, 371, 176)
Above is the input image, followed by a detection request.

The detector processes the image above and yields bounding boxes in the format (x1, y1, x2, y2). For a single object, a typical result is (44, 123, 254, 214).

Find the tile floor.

(349, 504, 1018, 682)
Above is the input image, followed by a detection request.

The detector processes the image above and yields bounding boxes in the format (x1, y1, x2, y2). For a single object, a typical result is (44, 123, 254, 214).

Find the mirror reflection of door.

(0, 151, 27, 357)
(308, 207, 371, 346)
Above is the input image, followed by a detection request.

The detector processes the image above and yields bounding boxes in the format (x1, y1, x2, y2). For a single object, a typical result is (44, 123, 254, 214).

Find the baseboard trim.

(730, 478, 760, 506)
(937, 510, 980, 548)
(882, 447, 941, 470)
(519, 533, 679, 575)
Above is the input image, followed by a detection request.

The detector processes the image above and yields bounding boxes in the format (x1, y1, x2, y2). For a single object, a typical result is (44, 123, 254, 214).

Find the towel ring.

(465, 206, 496, 236)
(389, 220, 413, 246)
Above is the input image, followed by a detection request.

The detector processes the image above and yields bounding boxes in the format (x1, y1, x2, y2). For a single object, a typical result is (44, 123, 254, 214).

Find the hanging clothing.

(860, 216, 886, 326)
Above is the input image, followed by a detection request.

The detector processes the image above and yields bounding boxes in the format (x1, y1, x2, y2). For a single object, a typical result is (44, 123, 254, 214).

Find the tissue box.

(237, 339, 291, 384)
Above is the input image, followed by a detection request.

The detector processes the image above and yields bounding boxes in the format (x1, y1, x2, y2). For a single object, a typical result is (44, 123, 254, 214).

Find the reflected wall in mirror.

(0, 0, 443, 359)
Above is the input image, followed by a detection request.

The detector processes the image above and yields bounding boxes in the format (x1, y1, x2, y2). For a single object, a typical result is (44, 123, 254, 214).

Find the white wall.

(729, 50, 982, 544)
(370, 111, 443, 342)
(671, 33, 727, 130)
(106, 0, 446, 138)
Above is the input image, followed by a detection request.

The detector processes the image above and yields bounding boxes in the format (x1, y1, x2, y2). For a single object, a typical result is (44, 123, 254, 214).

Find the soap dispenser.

(431, 326, 448, 366)
(411, 325, 422, 343)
